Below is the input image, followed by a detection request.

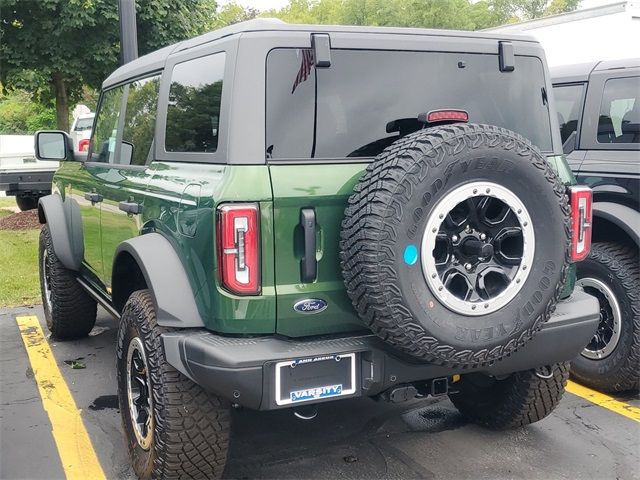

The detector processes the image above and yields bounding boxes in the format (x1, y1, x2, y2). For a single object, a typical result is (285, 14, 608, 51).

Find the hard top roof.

(103, 18, 539, 88)
(551, 58, 640, 84)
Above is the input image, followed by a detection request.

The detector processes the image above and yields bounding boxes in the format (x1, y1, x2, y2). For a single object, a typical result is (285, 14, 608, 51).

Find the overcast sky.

(220, 0, 624, 12)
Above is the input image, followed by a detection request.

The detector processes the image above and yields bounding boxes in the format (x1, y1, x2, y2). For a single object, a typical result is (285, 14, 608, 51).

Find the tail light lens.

(217, 203, 260, 295)
(569, 186, 593, 262)
(78, 139, 90, 152)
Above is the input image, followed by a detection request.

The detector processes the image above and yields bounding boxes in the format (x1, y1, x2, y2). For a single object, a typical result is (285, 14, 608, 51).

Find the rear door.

(267, 36, 555, 337)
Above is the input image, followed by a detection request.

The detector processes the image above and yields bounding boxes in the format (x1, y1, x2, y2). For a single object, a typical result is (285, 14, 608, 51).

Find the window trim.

(86, 70, 163, 169)
(552, 82, 587, 150)
(580, 69, 640, 151)
(155, 38, 237, 164)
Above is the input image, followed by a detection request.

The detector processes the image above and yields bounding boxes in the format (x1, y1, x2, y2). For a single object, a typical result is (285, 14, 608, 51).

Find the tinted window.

(598, 76, 639, 144)
(165, 53, 225, 153)
(553, 84, 584, 144)
(89, 86, 124, 163)
(267, 49, 553, 159)
(121, 75, 161, 166)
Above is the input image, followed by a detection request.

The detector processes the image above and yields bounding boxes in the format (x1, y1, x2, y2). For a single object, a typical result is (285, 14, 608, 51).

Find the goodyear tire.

(116, 290, 230, 479)
(571, 242, 639, 392)
(449, 362, 570, 429)
(39, 224, 97, 339)
(340, 124, 570, 366)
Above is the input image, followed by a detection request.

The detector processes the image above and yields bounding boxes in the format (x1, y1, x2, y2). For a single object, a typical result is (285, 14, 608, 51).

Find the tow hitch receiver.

(431, 377, 449, 396)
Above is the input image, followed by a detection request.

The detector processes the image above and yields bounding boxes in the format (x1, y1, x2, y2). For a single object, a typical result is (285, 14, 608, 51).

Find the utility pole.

(118, 0, 138, 65)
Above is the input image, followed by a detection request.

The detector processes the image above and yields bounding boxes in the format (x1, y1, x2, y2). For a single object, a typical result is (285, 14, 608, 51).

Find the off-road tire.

(449, 362, 570, 429)
(39, 224, 96, 339)
(571, 242, 639, 392)
(116, 290, 231, 480)
(16, 194, 38, 211)
(340, 123, 570, 367)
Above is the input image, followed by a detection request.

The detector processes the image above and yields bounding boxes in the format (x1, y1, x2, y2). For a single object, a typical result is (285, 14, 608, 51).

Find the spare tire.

(340, 123, 570, 367)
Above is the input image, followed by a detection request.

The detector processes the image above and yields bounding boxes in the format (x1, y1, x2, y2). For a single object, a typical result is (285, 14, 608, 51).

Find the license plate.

(274, 353, 356, 406)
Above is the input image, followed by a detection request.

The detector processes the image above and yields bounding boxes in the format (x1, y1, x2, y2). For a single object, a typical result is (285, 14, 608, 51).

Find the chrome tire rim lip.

(577, 277, 622, 360)
(126, 337, 154, 450)
(42, 249, 53, 312)
(421, 181, 535, 316)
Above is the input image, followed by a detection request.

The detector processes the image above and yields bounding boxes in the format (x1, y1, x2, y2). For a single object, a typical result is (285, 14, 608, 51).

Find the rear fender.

(113, 233, 205, 328)
(593, 202, 640, 246)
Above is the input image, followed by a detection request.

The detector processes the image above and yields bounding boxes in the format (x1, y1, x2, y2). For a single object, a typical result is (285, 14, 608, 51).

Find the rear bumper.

(163, 288, 599, 410)
(0, 169, 55, 194)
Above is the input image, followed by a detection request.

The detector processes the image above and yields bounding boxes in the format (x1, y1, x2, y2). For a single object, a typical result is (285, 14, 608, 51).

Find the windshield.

(267, 49, 553, 159)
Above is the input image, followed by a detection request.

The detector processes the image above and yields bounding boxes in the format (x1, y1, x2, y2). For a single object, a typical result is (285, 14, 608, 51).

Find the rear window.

(597, 76, 639, 144)
(553, 84, 584, 145)
(267, 49, 553, 159)
(74, 117, 94, 131)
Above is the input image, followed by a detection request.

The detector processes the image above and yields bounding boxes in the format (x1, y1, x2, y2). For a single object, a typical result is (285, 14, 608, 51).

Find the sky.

(220, 0, 626, 12)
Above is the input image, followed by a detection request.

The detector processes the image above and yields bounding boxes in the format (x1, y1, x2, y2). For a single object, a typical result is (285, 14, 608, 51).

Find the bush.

(0, 89, 56, 134)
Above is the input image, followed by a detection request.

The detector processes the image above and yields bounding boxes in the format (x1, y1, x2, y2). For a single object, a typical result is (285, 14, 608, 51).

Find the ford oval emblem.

(293, 299, 328, 314)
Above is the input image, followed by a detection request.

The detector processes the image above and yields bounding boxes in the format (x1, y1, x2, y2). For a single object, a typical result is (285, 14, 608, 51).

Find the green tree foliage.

(0, 88, 56, 134)
(262, 0, 581, 29)
(0, 0, 217, 132)
(211, 1, 259, 28)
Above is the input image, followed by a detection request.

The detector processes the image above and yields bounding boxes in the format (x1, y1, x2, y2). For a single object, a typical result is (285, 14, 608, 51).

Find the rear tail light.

(569, 186, 593, 262)
(78, 139, 90, 152)
(217, 203, 260, 295)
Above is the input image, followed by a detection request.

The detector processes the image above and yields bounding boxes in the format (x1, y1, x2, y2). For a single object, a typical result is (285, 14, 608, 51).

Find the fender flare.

(593, 201, 640, 246)
(37, 194, 83, 271)
(113, 233, 205, 328)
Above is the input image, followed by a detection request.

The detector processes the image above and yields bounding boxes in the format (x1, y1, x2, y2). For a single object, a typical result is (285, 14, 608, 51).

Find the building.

(487, 1, 640, 66)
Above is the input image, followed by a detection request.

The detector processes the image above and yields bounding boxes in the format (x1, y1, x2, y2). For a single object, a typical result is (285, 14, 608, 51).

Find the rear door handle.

(300, 208, 317, 283)
(119, 201, 143, 215)
(84, 192, 103, 203)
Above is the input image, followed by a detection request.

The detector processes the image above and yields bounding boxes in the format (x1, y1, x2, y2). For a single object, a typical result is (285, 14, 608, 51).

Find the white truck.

(0, 135, 59, 210)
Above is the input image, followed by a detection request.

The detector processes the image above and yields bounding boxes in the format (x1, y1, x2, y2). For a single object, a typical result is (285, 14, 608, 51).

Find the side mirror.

(35, 130, 73, 161)
(120, 141, 134, 165)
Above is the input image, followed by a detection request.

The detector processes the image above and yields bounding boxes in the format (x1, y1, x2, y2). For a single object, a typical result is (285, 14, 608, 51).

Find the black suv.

(552, 58, 639, 392)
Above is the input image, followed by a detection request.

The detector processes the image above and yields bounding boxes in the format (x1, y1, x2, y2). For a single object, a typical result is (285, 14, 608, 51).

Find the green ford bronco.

(34, 19, 599, 479)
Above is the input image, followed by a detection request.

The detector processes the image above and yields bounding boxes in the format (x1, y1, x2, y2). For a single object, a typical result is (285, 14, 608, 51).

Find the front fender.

(113, 233, 205, 328)
(37, 194, 83, 271)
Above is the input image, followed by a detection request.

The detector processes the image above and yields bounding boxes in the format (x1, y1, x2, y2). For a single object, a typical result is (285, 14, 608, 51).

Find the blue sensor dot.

(403, 244, 418, 265)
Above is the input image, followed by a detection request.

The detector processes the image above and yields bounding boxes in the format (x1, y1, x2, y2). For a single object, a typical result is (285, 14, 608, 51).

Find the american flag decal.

(291, 49, 314, 94)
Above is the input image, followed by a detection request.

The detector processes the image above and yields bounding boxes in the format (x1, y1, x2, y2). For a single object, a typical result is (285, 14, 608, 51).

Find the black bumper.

(0, 169, 55, 194)
(163, 288, 599, 410)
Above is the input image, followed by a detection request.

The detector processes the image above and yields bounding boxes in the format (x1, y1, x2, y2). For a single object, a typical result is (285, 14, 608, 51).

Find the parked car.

(69, 112, 94, 152)
(0, 134, 57, 211)
(33, 19, 599, 479)
(552, 58, 639, 392)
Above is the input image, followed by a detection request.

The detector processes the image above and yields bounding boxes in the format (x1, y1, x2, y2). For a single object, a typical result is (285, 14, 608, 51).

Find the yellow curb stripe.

(16, 315, 107, 480)
(566, 380, 640, 423)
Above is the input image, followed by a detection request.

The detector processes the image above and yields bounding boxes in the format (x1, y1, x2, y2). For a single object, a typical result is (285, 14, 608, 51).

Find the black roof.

(104, 18, 539, 88)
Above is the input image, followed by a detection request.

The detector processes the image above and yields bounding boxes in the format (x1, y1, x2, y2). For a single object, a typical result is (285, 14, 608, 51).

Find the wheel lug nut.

(464, 263, 472, 271)
(480, 233, 486, 241)
(452, 235, 459, 242)
(465, 225, 471, 233)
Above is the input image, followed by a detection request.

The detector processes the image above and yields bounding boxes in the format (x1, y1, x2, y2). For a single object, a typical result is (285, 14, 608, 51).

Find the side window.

(597, 76, 639, 144)
(89, 86, 125, 163)
(266, 49, 316, 159)
(121, 75, 161, 166)
(165, 52, 225, 153)
(553, 84, 584, 144)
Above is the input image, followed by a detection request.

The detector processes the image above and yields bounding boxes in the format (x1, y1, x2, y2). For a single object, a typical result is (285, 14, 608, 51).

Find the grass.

(0, 229, 41, 307)
(0, 197, 17, 208)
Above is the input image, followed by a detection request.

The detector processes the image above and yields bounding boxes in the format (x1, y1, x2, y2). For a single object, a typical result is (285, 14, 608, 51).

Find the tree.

(211, 1, 258, 29)
(262, 0, 581, 29)
(0, 0, 217, 132)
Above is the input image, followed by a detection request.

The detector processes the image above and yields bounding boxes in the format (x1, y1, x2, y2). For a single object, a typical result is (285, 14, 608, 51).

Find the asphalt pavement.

(1, 305, 638, 480)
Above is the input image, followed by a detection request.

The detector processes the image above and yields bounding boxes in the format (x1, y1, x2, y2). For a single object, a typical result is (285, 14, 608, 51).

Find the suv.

(34, 20, 599, 479)
(552, 59, 639, 392)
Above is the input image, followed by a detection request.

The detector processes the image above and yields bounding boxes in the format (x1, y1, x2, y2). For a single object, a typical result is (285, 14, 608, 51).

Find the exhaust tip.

(293, 405, 318, 420)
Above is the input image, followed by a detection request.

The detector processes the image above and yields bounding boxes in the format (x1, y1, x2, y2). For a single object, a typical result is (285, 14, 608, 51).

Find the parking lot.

(1, 305, 638, 480)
